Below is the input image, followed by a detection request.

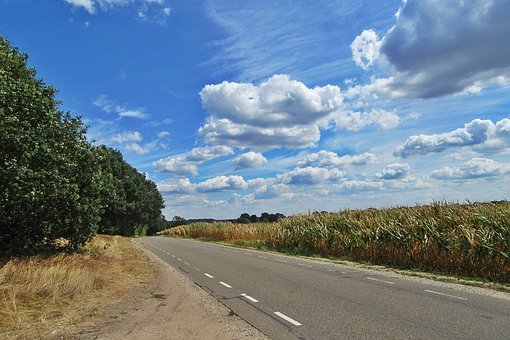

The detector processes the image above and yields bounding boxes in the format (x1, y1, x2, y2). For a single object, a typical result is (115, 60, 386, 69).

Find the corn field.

(158, 202, 510, 282)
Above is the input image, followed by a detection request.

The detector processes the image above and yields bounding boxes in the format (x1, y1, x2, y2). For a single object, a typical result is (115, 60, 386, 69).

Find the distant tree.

(250, 214, 258, 223)
(0, 36, 103, 254)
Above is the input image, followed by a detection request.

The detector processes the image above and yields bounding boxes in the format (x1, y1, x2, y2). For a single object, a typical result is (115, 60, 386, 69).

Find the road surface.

(135, 236, 510, 339)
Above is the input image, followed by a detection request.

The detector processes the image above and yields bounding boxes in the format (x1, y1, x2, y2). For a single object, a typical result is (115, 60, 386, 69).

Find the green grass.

(158, 201, 510, 283)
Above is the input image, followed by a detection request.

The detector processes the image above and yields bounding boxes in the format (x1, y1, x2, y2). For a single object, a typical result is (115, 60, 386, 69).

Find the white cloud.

(126, 143, 152, 154)
(335, 180, 384, 194)
(64, 0, 95, 13)
(152, 146, 234, 177)
(394, 118, 510, 158)
(157, 178, 196, 194)
(233, 152, 268, 169)
(93, 94, 148, 119)
(431, 158, 510, 180)
(111, 131, 142, 143)
(299, 150, 377, 168)
(350, 29, 381, 70)
(375, 163, 410, 180)
(158, 131, 170, 138)
(196, 175, 247, 192)
(277, 166, 344, 185)
(333, 109, 400, 131)
(199, 74, 342, 149)
(352, 0, 510, 98)
(185, 145, 234, 162)
(64, 0, 171, 24)
(153, 157, 198, 176)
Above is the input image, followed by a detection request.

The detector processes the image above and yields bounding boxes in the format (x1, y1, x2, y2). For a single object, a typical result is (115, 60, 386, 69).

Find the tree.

(0, 36, 103, 254)
(95, 146, 164, 236)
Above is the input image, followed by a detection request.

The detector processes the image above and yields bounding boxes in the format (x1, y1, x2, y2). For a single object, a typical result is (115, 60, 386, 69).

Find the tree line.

(164, 212, 286, 228)
(0, 36, 165, 255)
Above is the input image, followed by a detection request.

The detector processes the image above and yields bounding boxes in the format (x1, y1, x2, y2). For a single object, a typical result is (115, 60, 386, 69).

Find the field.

(159, 201, 510, 283)
(0, 235, 154, 339)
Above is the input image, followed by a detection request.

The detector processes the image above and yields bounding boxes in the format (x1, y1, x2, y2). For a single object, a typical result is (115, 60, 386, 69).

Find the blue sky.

(1, 0, 509, 219)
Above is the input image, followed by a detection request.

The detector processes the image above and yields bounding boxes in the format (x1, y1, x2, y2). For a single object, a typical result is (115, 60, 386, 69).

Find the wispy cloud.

(63, 0, 171, 24)
(93, 94, 148, 119)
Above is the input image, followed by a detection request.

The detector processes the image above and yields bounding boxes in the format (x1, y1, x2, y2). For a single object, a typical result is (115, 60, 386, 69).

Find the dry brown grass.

(0, 235, 154, 339)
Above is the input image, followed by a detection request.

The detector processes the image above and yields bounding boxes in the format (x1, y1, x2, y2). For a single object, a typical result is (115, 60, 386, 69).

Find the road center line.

(193, 267, 200, 271)
(274, 312, 302, 326)
(258, 255, 268, 259)
(424, 289, 468, 300)
(366, 277, 395, 285)
(171, 255, 176, 258)
(219, 281, 232, 288)
(177, 258, 182, 262)
(184, 262, 190, 266)
(241, 293, 259, 303)
(297, 263, 313, 268)
(204, 273, 214, 278)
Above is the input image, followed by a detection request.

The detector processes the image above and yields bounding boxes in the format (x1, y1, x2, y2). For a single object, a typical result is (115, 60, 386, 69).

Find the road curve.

(135, 236, 510, 339)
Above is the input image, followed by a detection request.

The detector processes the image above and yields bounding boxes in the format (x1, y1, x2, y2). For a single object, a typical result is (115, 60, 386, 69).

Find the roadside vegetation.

(159, 201, 510, 283)
(1, 35, 166, 256)
(0, 235, 154, 339)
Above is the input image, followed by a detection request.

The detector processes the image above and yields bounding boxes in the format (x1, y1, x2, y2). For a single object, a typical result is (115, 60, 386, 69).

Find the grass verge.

(0, 235, 154, 339)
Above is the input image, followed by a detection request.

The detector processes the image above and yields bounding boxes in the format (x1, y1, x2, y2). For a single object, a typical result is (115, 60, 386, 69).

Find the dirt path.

(76, 243, 268, 340)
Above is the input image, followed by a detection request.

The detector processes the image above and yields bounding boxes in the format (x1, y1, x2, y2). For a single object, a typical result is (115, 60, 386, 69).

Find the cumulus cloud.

(111, 131, 142, 143)
(375, 163, 410, 180)
(185, 145, 234, 162)
(431, 158, 510, 180)
(152, 145, 234, 176)
(335, 180, 384, 194)
(153, 157, 198, 176)
(278, 167, 344, 185)
(352, 0, 510, 98)
(233, 152, 268, 169)
(64, 0, 95, 13)
(333, 109, 400, 131)
(93, 94, 148, 119)
(394, 118, 510, 158)
(350, 29, 381, 70)
(196, 175, 247, 192)
(299, 150, 377, 168)
(199, 74, 342, 149)
(126, 143, 152, 154)
(157, 178, 196, 194)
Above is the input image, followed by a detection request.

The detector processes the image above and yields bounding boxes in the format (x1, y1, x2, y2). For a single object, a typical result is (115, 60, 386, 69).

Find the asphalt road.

(135, 236, 510, 339)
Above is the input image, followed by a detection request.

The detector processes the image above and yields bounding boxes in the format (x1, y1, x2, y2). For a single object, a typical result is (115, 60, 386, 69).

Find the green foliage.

(95, 146, 164, 236)
(0, 36, 166, 254)
(0, 36, 102, 254)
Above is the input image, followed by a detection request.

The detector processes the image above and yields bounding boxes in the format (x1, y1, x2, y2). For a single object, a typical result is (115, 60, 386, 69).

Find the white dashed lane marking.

(241, 293, 259, 303)
(366, 277, 395, 285)
(219, 281, 232, 288)
(204, 273, 214, 278)
(274, 312, 302, 326)
(424, 289, 467, 300)
(297, 263, 313, 268)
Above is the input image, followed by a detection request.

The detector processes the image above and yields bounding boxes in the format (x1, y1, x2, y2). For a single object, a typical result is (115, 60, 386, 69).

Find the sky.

(1, 0, 509, 219)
